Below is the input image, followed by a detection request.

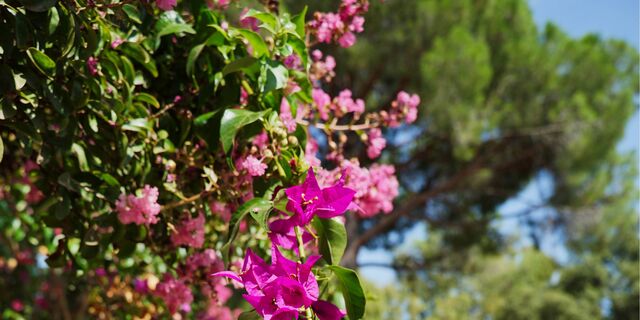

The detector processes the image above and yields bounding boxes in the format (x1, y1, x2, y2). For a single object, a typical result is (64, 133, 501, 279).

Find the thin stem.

(161, 190, 213, 212)
(296, 118, 380, 131)
(295, 226, 314, 319)
(294, 226, 306, 260)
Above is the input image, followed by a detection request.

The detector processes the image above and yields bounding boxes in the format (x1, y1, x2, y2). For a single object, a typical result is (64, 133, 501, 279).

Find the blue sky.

(360, 0, 640, 286)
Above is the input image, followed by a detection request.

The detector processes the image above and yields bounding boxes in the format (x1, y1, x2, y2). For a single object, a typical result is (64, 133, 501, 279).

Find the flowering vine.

(0, 0, 421, 318)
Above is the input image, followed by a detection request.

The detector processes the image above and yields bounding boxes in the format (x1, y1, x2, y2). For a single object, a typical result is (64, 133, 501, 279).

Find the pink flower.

(11, 299, 24, 312)
(285, 168, 355, 226)
(269, 216, 313, 253)
(155, 274, 193, 314)
(338, 32, 356, 48)
(240, 8, 260, 31)
(239, 155, 267, 177)
(156, 0, 176, 11)
(240, 87, 249, 105)
(171, 213, 205, 248)
(210, 200, 232, 222)
(312, 88, 332, 120)
(207, 0, 230, 10)
(252, 131, 269, 149)
(283, 54, 302, 70)
(214, 247, 345, 320)
(110, 38, 125, 49)
(335, 89, 364, 115)
(115, 185, 161, 225)
(133, 278, 149, 294)
(366, 128, 386, 159)
(305, 135, 321, 167)
(384, 91, 421, 127)
(284, 80, 301, 95)
(318, 160, 399, 218)
(280, 98, 297, 133)
(86, 57, 98, 76)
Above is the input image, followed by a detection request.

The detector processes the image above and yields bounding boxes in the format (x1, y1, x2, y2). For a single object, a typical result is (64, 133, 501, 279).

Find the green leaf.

(15, 14, 32, 49)
(134, 93, 160, 109)
(71, 143, 90, 172)
(236, 29, 269, 57)
(122, 118, 152, 133)
(312, 217, 347, 265)
(243, 9, 279, 33)
(237, 310, 261, 320)
(118, 43, 158, 77)
(157, 23, 196, 37)
(26, 48, 56, 77)
(221, 198, 272, 263)
(156, 11, 195, 37)
(222, 56, 258, 76)
(19, 0, 58, 12)
(0, 135, 3, 164)
(186, 44, 205, 77)
(328, 266, 366, 320)
(262, 60, 288, 92)
(292, 6, 308, 38)
(220, 109, 267, 153)
(122, 4, 142, 24)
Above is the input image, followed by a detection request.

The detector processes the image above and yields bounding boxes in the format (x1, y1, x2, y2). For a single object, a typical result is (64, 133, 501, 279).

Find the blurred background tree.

(287, 0, 639, 318)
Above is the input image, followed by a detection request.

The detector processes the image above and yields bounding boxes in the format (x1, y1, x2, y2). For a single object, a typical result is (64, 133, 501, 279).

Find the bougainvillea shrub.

(0, 0, 419, 318)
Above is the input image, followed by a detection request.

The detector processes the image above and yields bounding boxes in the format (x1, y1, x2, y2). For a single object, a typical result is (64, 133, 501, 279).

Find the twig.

(161, 190, 214, 212)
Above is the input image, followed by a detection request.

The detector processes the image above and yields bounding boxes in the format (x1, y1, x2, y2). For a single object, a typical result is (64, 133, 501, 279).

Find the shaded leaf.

(220, 109, 267, 153)
(27, 47, 56, 77)
(328, 266, 366, 320)
(312, 217, 347, 265)
(237, 29, 269, 57)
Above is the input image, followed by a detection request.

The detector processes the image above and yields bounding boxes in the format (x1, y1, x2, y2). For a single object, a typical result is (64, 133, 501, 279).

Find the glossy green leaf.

(156, 11, 195, 37)
(292, 6, 308, 38)
(220, 109, 267, 153)
(244, 9, 279, 33)
(122, 4, 142, 24)
(312, 217, 347, 265)
(186, 44, 205, 77)
(262, 60, 288, 92)
(157, 23, 196, 37)
(328, 266, 366, 320)
(134, 93, 160, 109)
(236, 29, 269, 57)
(222, 56, 258, 76)
(26, 47, 56, 77)
(118, 43, 158, 77)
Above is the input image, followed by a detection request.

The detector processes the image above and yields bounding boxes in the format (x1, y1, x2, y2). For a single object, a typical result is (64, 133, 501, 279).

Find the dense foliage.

(0, 0, 421, 318)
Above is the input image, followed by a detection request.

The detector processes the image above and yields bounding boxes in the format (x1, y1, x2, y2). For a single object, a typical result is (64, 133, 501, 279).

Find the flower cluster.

(366, 128, 387, 159)
(382, 91, 421, 127)
(171, 213, 206, 248)
(310, 88, 365, 120)
(239, 155, 268, 177)
(115, 185, 161, 225)
(319, 160, 399, 218)
(308, 0, 369, 48)
(215, 247, 344, 320)
(154, 274, 193, 314)
(280, 98, 298, 133)
(310, 50, 337, 83)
